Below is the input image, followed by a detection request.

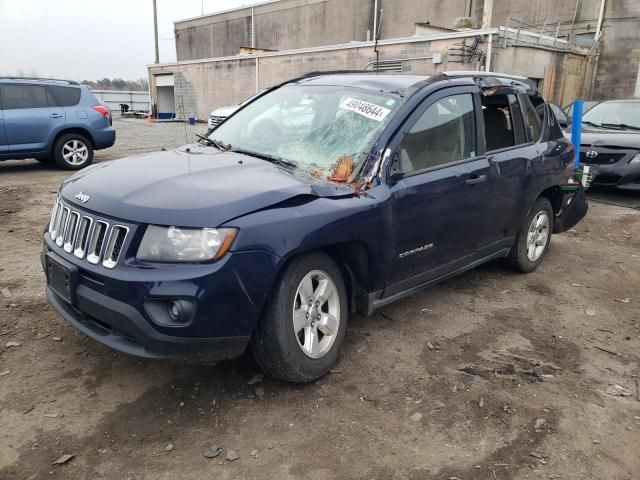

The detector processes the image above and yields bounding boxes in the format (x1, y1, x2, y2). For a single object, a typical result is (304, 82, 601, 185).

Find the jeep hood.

(60, 145, 355, 227)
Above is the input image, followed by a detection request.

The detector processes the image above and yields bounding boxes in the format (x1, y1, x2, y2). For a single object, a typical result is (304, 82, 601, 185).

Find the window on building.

(399, 93, 476, 173)
(2, 84, 58, 109)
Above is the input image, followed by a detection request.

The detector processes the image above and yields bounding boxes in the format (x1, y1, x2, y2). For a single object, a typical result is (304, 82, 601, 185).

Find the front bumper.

(42, 235, 280, 363)
(46, 283, 249, 362)
(580, 147, 640, 188)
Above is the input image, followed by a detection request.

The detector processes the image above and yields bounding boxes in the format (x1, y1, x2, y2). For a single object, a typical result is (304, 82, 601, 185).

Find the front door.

(1, 84, 65, 154)
(0, 104, 7, 153)
(385, 87, 498, 294)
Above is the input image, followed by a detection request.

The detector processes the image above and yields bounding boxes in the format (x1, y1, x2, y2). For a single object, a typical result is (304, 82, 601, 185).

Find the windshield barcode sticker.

(339, 97, 391, 121)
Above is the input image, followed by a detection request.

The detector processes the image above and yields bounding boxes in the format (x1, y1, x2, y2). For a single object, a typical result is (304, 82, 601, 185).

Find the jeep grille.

(48, 198, 129, 269)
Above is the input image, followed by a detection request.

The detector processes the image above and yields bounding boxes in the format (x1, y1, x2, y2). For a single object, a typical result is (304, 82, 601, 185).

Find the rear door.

(478, 92, 533, 243)
(385, 86, 500, 293)
(1, 84, 64, 153)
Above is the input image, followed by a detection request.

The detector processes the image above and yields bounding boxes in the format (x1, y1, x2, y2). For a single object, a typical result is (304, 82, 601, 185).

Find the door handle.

(465, 174, 487, 185)
(49, 113, 63, 119)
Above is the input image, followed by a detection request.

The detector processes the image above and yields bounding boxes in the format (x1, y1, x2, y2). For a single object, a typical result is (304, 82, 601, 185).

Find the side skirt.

(366, 245, 512, 315)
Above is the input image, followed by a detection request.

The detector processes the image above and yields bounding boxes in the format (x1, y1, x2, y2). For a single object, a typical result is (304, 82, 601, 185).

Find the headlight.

(630, 153, 640, 164)
(136, 226, 237, 262)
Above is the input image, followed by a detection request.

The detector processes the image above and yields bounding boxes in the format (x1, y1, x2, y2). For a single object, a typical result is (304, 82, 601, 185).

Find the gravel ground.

(0, 117, 639, 479)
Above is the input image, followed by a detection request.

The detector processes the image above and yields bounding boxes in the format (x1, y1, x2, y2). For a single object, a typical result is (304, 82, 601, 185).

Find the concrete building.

(148, 0, 639, 121)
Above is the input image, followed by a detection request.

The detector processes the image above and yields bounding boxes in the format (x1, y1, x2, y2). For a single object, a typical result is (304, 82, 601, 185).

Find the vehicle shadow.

(0, 158, 58, 174)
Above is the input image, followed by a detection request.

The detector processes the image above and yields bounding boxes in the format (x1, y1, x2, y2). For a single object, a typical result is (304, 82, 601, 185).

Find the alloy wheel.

(62, 139, 89, 165)
(526, 210, 550, 261)
(292, 270, 340, 359)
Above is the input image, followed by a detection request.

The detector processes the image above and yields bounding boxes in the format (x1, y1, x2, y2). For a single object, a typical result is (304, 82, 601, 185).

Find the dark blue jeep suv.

(0, 77, 115, 169)
(43, 71, 587, 382)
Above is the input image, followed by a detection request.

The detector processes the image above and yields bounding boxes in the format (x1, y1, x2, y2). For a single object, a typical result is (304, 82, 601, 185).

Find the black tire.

(507, 197, 554, 273)
(53, 133, 94, 170)
(252, 252, 348, 383)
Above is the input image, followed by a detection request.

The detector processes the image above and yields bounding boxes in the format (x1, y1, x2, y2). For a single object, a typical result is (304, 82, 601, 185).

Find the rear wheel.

(507, 197, 554, 273)
(252, 252, 348, 383)
(53, 133, 94, 170)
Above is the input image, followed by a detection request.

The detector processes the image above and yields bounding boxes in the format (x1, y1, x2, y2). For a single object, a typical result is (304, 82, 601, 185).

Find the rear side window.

(1, 84, 58, 109)
(520, 95, 542, 141)
(49, 85, 81, 107)
(399, 93, 477, 173)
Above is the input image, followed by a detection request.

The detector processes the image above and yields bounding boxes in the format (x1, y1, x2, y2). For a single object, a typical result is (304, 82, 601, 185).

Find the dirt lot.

(1, 118, 639, 480)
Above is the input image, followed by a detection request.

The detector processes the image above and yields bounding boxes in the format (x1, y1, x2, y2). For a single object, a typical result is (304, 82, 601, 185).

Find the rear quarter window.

(49, 85, 82, 107)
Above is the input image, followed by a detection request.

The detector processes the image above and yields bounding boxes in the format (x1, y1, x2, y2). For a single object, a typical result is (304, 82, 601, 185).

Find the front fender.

(227, 187, 391, 294)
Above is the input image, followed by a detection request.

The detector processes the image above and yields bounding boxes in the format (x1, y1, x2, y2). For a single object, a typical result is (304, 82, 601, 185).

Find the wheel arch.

(50, 127, 96, 153)
(538, 185, 564, 216)
(273, 241, 372, 316)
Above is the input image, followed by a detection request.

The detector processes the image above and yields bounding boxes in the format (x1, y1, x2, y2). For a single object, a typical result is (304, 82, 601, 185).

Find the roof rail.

(0, 76, 80, 85)
(296, 70, 375, 80)
(443, 70, 529, 81)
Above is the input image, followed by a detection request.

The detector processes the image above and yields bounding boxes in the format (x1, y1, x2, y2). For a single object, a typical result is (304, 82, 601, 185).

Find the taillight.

(92, 105, 110, 119)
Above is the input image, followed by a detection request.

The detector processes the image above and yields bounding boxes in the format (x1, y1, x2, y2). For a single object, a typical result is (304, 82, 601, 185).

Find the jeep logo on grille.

(75, 191, 90, 203)
(585, 150, 598, 159)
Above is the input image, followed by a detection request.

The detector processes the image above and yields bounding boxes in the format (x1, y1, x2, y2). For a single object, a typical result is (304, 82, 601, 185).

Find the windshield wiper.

(583, 121, 602, 128)
(231, 148, 297, 169)
(600, 123, 640, 131)
(194, 133, 230, 151)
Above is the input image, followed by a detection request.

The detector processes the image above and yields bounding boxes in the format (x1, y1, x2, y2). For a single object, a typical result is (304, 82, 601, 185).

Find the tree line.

(80, 78, 149, 91)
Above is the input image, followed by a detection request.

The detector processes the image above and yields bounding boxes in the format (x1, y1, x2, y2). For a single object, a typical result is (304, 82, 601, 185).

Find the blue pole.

(570, 100, 584, 168)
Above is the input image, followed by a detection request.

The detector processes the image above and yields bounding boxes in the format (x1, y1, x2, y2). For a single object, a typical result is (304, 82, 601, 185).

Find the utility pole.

(482, 0, 494, 72)
(152, 0, 160, 64)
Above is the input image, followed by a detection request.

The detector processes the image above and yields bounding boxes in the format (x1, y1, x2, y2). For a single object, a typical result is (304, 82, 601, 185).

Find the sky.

(0, 0, 269, 81)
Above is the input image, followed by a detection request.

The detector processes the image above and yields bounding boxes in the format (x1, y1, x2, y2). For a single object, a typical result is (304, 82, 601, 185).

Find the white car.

(208, 91, 265, 129)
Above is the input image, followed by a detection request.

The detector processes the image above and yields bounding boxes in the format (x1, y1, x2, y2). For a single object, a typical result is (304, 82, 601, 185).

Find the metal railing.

(499, 17, 599, 50)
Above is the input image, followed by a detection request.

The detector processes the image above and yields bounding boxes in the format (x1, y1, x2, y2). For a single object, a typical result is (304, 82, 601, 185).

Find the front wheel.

(252, 252, 348, 383)
(507, 197, 554, 273)
(53, 133, 94, 170)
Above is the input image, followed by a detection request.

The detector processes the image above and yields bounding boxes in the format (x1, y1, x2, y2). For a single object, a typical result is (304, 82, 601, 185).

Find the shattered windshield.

(208, 84, 401, 180)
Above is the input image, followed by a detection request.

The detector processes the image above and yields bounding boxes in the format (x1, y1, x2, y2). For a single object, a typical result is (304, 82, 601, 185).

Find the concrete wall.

(174, 0, 608, 62)
(151, 37, 479, 120)
(492, 46, 593, 105)
(169, 0, 639, 103)
(175, 0, 377, 61)
(592, 0, 640, 99)
(490, 0, 602, 27)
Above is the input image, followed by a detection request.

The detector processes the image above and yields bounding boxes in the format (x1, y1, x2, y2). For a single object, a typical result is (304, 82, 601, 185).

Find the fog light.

(169, 301, 181, 321)
(144, 298, 195, 327)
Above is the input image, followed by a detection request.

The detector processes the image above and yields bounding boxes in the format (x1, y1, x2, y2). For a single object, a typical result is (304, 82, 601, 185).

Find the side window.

(520, 94, 542, 141)
(2, 85, 57, 109)
(49, 85, 81, 107)
(399, 93, 476, 173)
(481, 93, 529, 151)
(507, 94, 527, 145)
